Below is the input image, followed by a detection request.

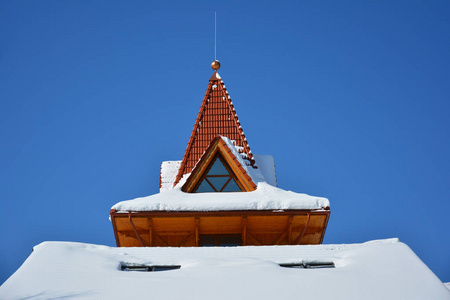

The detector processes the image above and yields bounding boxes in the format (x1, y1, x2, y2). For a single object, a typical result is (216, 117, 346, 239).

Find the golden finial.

(211, 60, 221, 70)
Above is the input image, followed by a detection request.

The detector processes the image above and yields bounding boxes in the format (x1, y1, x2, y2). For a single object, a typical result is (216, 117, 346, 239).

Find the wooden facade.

(110, 210, 330, 247)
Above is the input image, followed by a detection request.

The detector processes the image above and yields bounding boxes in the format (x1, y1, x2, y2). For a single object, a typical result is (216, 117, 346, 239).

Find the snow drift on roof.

(253, 154, 277, 187)
(219, 136, 263, 185)
(111, 182, 329, 212)
(1, 239, 449, 299)
(160, 137, 277, 192)
(135, 136, 313, 212)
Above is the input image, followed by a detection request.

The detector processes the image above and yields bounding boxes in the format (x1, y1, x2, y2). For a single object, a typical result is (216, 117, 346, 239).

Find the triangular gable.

(175, 71, 253, 186)
(182, 136, 257, 193)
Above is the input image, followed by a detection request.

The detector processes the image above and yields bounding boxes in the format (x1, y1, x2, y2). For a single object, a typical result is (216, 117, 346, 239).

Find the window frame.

(192, 153, 245, 193)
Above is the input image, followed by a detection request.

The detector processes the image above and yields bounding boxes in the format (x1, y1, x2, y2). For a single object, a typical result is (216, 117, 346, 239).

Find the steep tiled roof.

(174, 70, 254, 186)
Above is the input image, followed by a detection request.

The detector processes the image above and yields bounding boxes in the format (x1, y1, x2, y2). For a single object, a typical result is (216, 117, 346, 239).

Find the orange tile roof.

(174, 71, 254, 186)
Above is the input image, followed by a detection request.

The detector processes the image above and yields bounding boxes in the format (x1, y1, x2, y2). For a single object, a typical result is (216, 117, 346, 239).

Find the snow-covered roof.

(112, 182, 329, 212)
(253, 153, 277, 187)
(145, 136, 295, 213)
(1, 239, 449, 299)
(116, 136, 326, 212)
(160, 160, 181, 191)
(160, 137, 277, 192)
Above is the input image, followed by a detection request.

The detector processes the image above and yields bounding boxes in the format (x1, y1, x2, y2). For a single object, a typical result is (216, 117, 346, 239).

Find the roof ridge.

(174, 71, 254, 186)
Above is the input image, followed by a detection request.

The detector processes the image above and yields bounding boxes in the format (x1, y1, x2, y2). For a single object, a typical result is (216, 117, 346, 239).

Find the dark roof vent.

(279, 262, 335, 269)
(121, 264, 181, 272)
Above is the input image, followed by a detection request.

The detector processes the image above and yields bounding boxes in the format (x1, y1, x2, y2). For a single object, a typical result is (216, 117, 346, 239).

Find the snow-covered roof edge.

(112, 136, 330, 212)
(220, 136, 265, 184)
(161, 137, 277, 192)
(111, 181, 330, 212)
(2, 238, 450, 300)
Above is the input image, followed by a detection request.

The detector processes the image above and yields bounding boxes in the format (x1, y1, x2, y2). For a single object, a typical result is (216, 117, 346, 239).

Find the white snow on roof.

(112, 182, 329, 212)
(160, 161, 181, 192)
(253, 153, 277, 187)
(145, 137, 321, 212)
(220, 136, 265, 184)
(1, 239, 449, 299)
(159, 137, 276, 191)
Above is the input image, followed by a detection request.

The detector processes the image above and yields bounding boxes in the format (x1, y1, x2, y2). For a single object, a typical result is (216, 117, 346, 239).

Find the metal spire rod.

(215, 12, 217, 61)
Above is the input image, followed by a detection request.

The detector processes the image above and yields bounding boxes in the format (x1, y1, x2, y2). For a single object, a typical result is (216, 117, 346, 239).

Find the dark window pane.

(221, 178, 242, 192)
(208, 158, 229, 175)
(194, 155, 243, 193)
(219, 236, 241, 246)
(200, 235, 241, 247)
(201, 236, 216, 247)
(207, 176, 230, 191)
(196, 180, 215, 193)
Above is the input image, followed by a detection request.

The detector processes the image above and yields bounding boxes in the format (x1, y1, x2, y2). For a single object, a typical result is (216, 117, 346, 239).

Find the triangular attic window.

(194, 155, 243, 193)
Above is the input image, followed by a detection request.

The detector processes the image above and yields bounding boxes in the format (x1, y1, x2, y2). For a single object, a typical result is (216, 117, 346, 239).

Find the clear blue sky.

(1, 1, 449, 284)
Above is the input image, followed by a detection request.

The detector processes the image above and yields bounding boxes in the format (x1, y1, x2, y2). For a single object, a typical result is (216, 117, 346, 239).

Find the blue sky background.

(1, 1, 449, 284)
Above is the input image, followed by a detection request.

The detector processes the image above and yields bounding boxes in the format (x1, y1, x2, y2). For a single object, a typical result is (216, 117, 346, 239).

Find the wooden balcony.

(110, 209, 330, 247)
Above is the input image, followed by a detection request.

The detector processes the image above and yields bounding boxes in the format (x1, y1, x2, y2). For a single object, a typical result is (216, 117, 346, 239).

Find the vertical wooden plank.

(288, 216, 293, 245)
(296, 213, 310, 245)
(148, 218, 153, 247)
(242, 216, 247, 246)
(195, 217, 199, 247)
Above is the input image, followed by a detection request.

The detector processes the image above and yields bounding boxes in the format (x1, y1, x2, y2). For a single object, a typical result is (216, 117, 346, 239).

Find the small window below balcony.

(200, 234, 241, 247)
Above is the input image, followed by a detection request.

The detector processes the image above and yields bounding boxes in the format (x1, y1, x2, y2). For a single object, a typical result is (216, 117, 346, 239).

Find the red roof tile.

(174, 71, 253, 186)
